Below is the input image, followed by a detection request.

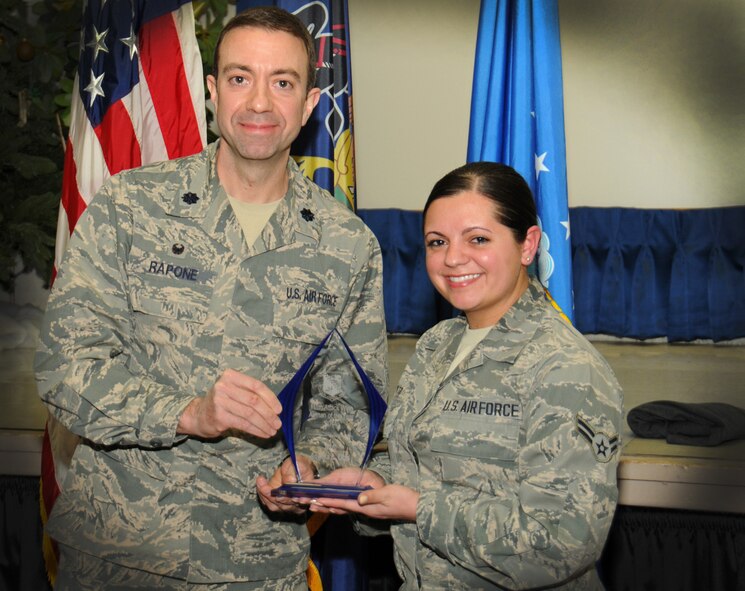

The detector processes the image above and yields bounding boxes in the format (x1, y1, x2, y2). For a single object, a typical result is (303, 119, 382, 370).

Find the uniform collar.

(165, 141, 221, 220)
(258, 157, 323, 251)
(479, 278, 546, 364)
(422, 278, 548, 370)
(164, 143, 323, 254)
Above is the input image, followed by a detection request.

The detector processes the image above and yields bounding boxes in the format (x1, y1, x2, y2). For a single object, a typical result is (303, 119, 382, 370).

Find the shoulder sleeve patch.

(576, 413, 619, 463)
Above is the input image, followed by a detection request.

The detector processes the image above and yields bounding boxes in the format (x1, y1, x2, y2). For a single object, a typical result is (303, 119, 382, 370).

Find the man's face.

(207, 27, 320, 167)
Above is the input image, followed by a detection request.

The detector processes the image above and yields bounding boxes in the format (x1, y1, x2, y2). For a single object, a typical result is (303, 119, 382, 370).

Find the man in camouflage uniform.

(36, 7, 387, 589)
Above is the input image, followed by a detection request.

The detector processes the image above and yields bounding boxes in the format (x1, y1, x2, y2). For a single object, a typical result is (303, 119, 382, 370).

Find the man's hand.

(256, 454, 317, 514)
(177, 369, 282, 439)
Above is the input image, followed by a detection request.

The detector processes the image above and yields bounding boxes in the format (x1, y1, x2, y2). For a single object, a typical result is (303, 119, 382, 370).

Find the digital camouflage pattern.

(372, 278, 622, 590)
(55, 544, 308, 591)
(35, 141, 387, 583)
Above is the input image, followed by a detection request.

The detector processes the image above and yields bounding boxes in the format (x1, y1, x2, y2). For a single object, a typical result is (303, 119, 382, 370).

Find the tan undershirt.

(228, 195, 282, 247)
(446, 325, 492, 377)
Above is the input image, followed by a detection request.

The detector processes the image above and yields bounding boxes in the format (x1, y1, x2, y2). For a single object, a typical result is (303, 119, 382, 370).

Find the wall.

(348, 0, 745, 211)
(560, 0, 744, 208)
(347, 0, 480, 210)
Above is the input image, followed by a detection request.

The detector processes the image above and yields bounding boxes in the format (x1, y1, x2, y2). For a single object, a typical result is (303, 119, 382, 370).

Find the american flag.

(55, 0, 206, 273)
(42, 0, 206, 581)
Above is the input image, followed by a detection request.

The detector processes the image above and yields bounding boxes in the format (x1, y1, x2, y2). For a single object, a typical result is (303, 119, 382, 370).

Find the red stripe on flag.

(139, 12, 203, 160)
(60, 138, 88, 234)
(94, 100, 142, 175)
(40, 426, 60, 581)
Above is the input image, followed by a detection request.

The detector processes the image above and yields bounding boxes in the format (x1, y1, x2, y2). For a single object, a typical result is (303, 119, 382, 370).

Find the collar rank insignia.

(182, 192, 199, 205)
(172, 243, 185, 255)
(301, 208, 314, 222)
(576, 414, 619, 463)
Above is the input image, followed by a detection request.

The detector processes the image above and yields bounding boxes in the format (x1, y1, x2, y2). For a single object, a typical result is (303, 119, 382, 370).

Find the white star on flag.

(467, 2, 573, 321)
(84, 69, 105, 106)
(121, 26, 138, 59)
(535, 151, 550, 179)
(87, 26, 109, 60)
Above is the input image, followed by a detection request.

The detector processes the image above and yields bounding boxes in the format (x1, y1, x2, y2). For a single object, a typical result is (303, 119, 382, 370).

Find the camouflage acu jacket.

(376, 279, 622, 590)
(35, 142, 387, 583)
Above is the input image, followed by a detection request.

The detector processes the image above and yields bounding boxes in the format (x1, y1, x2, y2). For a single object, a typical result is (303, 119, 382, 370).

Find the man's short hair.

(212, 6, 317, 91)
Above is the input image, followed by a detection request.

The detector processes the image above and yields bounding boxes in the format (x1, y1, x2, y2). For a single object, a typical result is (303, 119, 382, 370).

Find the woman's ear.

(521, 225, 541, 264)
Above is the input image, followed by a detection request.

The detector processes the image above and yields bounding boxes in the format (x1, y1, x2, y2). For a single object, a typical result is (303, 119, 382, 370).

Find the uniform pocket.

(428, 416, 521, 490)
(130, 279, 211, 324)
(128, 274, 213, 384)
(430, 414, 521, 461)
(61, 444, 170, 536)
(100, 445, 172, 482)
(270, 282, 345, 345)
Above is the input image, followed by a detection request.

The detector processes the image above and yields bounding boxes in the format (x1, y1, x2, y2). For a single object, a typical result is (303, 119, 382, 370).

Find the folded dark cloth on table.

(627, 400, 745, 446)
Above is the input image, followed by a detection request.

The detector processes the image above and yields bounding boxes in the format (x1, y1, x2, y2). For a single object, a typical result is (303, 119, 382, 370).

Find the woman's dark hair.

(423, 161, 537, 242)
(212, 6, 317, 91)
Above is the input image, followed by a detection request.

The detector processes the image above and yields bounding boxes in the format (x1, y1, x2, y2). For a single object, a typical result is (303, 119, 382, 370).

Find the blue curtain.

(361, 206, 745, 342)
(358, 210, 453, 335)
(571, 207, 745, 342)
(467, 0, 573, 321)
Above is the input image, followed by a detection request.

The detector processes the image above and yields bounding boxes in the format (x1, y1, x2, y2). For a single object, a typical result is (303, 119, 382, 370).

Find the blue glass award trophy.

(271, 329, 387, 499)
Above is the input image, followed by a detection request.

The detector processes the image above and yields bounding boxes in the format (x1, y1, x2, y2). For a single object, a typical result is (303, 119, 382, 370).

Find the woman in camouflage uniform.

(313, 162, 623, 590)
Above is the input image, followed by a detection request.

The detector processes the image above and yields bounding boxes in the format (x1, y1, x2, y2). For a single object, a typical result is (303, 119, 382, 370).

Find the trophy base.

(271, 482, 372, 499)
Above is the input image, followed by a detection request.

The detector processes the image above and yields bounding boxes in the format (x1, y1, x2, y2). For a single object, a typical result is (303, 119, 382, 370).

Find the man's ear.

(301, 87, 321, 126)
(206, 75, 218, 107)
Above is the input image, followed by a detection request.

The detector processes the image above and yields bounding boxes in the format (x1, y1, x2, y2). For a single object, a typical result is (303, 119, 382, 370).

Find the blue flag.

(237, 0, 356, 210)
(467, 0, 573, 321)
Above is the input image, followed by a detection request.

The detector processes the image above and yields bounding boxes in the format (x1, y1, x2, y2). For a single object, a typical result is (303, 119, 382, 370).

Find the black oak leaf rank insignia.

(182, 192, 199, 205)
(301, 208, 315, 222)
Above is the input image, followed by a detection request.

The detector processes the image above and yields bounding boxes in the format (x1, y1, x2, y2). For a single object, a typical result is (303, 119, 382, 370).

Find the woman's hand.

(310, 469, 418, 522)
(303, 467, 384, 516)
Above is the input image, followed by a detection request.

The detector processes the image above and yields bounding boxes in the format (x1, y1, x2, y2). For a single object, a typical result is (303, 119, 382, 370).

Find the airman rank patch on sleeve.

(576, 414, 619, 463)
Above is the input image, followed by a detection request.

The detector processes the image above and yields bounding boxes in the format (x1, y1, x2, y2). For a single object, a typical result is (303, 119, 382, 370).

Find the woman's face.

(424, 191, 537, 328)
